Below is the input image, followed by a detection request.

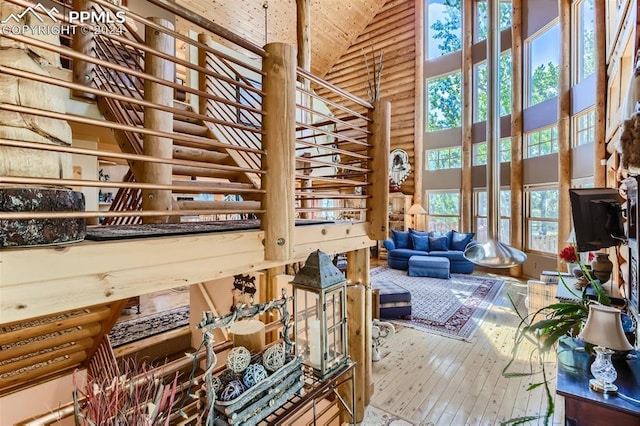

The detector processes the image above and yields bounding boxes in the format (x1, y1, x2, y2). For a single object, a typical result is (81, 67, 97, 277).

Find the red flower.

(559, 245, 578, 263)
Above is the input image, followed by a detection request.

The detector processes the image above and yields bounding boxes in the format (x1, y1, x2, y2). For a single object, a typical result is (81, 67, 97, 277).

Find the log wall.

(320, 0, 418, 197)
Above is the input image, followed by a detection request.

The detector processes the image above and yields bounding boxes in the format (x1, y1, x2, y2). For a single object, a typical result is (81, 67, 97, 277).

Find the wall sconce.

(578, 304, 633, 393)
(291, 250, 348, 379)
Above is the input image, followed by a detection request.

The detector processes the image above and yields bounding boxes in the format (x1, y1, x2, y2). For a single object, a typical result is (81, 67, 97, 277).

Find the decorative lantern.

(291, 250, 348, 379)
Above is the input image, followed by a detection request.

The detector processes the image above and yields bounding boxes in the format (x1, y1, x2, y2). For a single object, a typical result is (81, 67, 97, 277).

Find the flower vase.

(591, 253, 613, 283)
(566, 262, 578, 273)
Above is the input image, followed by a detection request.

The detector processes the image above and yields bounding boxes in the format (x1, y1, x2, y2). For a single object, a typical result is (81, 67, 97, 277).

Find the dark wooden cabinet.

(556, 339, 640, 426)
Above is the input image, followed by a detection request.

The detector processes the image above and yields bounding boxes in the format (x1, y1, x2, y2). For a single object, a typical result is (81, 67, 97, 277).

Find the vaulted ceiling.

(177, 0, 388, 76)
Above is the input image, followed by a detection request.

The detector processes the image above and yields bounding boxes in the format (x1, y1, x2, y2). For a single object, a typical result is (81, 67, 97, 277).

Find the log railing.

(0, 0, 389, 253)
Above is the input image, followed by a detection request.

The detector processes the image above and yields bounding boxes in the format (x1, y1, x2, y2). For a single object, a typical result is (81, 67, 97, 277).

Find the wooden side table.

(556, 338, 640, 426)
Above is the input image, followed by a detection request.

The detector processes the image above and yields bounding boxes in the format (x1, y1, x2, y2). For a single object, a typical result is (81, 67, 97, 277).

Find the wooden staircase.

(0, 299, 128, 395)
(88, 18, 263, 223)
(96, 92, 262, 222)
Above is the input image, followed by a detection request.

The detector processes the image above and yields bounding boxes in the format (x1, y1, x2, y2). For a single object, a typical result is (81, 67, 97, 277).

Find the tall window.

(474, 189, 511, 243)
(427, 191, 460, 234)
(426, 147, 462, 170)
(574, 108, 595, 146)
(426, 0, 462, 59)
(526, 187, 559, 254)
(526, 126, 558, 158)
(527, 23, 560, 106)
(476, 1, 513, 42)
(576, 0, 596, 82)
(474, 52, 512, 122)
(427, 71, 462, 131)
(472, 138, 512, 165)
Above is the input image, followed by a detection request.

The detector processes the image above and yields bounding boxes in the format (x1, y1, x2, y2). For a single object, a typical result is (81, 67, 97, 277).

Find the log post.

(296, 0, 311, 73)
(197, 33, 211, 117)
(261, 266, 284, 343)
(72, 0, 96, 99)
(341, 284, 365, 424)
(461, 0, 473, 232)
(509, 0, 524, 277)
(594, 0, 607, 187)
(262, 43, 296, 261)
(367, 101, 391, 241)
(558, 0, 572, 269)
(347, 248, 372, 406)
(142, 18, 175, 224)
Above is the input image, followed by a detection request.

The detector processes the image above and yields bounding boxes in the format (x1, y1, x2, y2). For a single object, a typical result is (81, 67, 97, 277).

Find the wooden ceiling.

(177, 0, 388, 76)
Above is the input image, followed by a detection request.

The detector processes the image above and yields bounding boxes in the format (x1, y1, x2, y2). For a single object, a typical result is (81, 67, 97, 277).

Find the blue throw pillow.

(409, 228, 431, 238)
(429, 236, 449, 251)
(411, 234, 430, 251)
(391, 229, 410, 249)
(449, 231, 475, 251)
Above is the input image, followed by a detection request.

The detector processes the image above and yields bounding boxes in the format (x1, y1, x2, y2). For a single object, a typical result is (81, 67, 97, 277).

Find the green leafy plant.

(501, 266, 610, 425)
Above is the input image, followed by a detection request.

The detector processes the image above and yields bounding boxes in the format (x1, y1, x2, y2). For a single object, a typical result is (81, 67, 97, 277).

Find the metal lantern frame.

(291, 250, 349, 379)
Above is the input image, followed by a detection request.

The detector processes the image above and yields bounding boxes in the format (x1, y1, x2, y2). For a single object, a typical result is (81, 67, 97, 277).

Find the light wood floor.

(369, 271, 565, 425)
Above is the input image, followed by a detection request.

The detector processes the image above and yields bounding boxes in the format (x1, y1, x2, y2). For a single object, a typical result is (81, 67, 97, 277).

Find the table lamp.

(578, 304, 634, 393)
(407, 203, 426, 230)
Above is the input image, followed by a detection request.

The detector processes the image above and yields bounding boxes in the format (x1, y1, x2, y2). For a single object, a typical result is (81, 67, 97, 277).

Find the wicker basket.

(213, 353, 304, 425)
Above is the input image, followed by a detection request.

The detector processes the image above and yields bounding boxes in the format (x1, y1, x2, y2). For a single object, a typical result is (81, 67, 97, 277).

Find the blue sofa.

(383, 229, 477, 274)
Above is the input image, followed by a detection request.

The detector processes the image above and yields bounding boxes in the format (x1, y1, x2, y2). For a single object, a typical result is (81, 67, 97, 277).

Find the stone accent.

(0, 0, 62, 67)
(0, 187, 86, 247)
(0, 48, 73, 179)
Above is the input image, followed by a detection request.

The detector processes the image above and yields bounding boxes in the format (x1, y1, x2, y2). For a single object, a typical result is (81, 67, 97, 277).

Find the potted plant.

(502, 266, 612, 425)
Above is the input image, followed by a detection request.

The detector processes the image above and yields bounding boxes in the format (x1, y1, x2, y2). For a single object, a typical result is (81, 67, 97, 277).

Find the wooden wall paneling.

(557, 0, 572, 270)
(595, 0, 607, 187)
(320, 0, 417, 198)
(461, 0, 473, 232)
(509, 0, 524, 277)
(177, 0, 387, 76)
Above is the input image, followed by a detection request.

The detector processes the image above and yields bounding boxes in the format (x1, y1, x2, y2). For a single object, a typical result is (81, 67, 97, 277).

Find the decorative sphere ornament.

(243, 363, 268, 388)
(226, 346, 251, 373)
(211, 376, 223, 396)
(219, 379, 245, 401)
(262, 343, 286, 372)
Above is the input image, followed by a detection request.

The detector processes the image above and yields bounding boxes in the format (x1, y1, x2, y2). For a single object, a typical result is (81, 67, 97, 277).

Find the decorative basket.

(213, 352, 304, 426)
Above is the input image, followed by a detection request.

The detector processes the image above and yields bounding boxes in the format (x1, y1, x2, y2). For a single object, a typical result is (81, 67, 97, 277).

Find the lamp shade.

(579, 304, 633, 351)
(407, 203, 426, 215)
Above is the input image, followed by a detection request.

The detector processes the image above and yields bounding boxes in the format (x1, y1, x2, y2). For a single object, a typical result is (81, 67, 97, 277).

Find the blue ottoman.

(371, 280, 411, 319)
(408, 255, 450, 279)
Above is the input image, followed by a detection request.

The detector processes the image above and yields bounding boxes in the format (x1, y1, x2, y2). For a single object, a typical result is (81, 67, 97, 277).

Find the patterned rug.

(370, 266, 504, 342)
(108, 305, 190, 347)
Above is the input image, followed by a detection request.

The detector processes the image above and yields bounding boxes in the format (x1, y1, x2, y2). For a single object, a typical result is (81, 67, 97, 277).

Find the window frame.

(573, 0, 596, 84)
(573, 108, 596, 147)
(426, 146, 462, 170)
(473, 189, 511, 243)
(525, 186, 559, 255)
(426, 70, 463, 132)
(426, 190, 461, 234)
(525, 125, 559, 158)
(525, 20, 560, 108)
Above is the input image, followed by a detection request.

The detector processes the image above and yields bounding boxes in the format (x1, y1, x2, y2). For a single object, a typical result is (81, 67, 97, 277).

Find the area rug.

(370, 266, 504, 342)
(108, 305, 190, 347)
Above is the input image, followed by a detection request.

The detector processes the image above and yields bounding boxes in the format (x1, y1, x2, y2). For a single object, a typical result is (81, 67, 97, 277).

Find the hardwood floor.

(368, 271, 565, 425)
